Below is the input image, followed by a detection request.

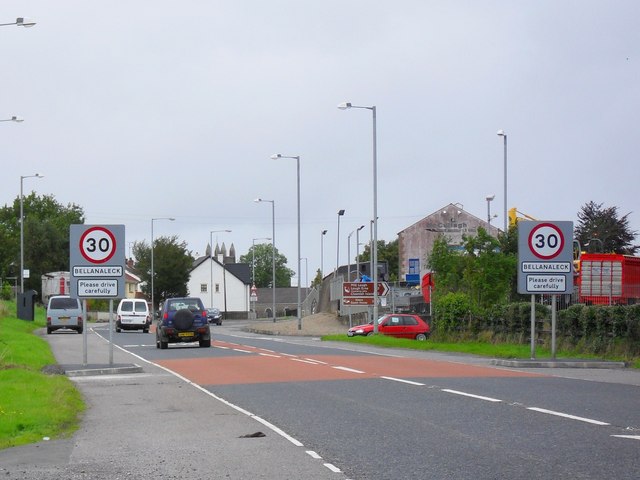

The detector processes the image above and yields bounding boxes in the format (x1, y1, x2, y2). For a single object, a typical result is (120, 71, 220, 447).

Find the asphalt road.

(107, 321, 640, 480)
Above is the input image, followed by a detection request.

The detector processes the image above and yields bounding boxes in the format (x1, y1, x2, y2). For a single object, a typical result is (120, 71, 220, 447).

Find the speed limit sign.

(528, 223, 565, 260)
(79, 226, 117, 264)
(70, 224, 125, 298)
(517, 221, 573, 294)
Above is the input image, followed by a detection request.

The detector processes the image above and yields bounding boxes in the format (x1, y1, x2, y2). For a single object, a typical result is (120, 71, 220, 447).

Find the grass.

(0, 299, 84, 450)
(322, 333, 640, 366)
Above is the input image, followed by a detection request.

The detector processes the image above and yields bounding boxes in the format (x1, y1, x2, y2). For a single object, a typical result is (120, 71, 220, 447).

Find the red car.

(347, 314, 430, 341)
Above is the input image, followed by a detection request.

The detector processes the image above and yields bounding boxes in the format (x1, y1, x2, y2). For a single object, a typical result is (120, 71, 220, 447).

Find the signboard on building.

(70, 225, 125, 299)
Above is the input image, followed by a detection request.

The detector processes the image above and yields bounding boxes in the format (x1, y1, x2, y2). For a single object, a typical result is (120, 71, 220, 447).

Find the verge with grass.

(0, 300, 84, 450)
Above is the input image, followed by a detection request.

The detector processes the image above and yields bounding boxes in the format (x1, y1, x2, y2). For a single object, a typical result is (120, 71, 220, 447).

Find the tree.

(358, 239, 399, 281)
(0, 193, 84, 292)
(575, 201, 638, 255)
(310, 268, 323, 288)
(239, 243, 294, 288)
(132, 236, 193, 308)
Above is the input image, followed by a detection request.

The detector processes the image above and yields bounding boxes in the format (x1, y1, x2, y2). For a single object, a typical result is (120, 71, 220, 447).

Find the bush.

(433, 292, 473, 333)
(1, 283, 12, 301)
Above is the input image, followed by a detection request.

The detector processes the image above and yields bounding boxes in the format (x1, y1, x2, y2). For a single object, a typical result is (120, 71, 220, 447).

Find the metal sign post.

(518, 221, 573, 360)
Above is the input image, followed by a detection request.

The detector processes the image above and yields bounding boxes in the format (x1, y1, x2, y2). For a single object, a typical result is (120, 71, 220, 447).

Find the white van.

(116, 299, 151, 333)
(47, 296, 83, 334)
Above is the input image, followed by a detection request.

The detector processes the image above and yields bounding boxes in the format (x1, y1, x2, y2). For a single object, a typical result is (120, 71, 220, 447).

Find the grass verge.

(0, 299, 84, 450)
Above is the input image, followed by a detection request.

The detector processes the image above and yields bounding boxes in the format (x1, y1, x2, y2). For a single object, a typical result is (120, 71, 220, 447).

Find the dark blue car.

(156, 297, 211, 349)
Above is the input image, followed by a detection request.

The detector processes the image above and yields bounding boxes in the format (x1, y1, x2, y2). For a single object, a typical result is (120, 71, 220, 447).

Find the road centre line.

(333, 366, 366, 374)
(527, 407, 610, 425)
(381, 376, 426, 386)
(305, 358, 328, 364)
(611, 435, 640, 441)
(258, 353, 281, 358)
(292, 358, 322, 365)
(232, 348, 253, 354)
(306, 450, 322, 459)
(442, 389, 502, 403)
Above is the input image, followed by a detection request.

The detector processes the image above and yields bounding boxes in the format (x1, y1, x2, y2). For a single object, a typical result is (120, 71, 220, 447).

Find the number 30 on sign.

(79, 226, 117, 264)
(528, 223, 565, 260)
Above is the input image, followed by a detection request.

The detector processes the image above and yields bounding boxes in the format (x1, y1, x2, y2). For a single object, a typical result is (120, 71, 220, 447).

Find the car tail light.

(163, 312, 169, 320)
(201, 310, 207, 318)
(78, 317, 83, 325)
(164, 327, 175, 335)
(197, 327, 208, 334)
(47, 317, 51, 326)
(117, 315, 122, 321)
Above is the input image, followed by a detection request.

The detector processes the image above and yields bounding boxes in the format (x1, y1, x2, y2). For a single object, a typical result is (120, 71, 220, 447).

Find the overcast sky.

(3, 1, 639, 286)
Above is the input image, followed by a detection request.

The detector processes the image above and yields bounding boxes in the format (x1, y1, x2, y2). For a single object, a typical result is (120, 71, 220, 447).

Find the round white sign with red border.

(79, 226, 117, 264)
(527, 222, 565, 260)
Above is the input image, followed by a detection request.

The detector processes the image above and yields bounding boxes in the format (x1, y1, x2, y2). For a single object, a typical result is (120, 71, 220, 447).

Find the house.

(186, 242, 251, 318)
(397, 202, 500, 283)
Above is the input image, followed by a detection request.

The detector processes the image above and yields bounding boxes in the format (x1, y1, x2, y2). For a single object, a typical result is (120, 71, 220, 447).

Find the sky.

(2, 1, 639, 287)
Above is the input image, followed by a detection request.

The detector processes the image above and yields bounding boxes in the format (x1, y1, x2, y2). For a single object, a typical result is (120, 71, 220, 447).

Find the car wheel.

(77, 329, 83, 334)
(415, 333, 428, 341)
(199, 340, 210, 348)
(160, 340, 168, 349)
(47, 328, 52, 335)
(217, 321, 222, 326)
(143, 328, 149, 333)
(173, 309, 194, 330)
(116, 327, 121, 333)
(366, 331, 375, 336)
(156, 338, 160, 349)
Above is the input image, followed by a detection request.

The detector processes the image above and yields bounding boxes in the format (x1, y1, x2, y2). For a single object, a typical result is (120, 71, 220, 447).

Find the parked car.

(206, 307, 222, 325)
(46, 295, 83, 334)
(347, 313, 430, 341)
(116, 298, 151, 333)
(156, 297, 211, 349)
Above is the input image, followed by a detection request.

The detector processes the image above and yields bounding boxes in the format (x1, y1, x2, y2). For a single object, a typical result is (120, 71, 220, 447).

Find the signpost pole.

(109, 299, 114, 365)
(530, 294, 535, 359)
(83, 299, 88, 366)
(551, 294, 557, 359)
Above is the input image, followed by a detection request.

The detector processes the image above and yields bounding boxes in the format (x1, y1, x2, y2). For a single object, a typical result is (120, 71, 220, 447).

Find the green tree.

(574, 201, 638, 255)
(132, 236, 193, 308)
(0, 193, 84, 293)
(310, 268, 323, 288)
(358, 239, 399, 281)
(239, 243, 294, 287)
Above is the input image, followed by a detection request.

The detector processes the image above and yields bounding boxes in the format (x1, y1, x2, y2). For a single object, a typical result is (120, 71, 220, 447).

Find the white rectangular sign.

(522, 262, 572, 273)
(526, 275, 566, 293)
(77, 279, 119, 297)
(72, 266, 123, 277)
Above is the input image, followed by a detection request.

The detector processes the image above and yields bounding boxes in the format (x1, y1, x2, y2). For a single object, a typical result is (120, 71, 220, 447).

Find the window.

(201, 283, 208, 293)
(403, 316, 418, 326)
(215, 283, 220, 293)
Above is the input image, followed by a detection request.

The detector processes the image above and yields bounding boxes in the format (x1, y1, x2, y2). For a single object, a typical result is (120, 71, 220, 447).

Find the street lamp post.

(255, 198, 276, 323)
(348, 229, 355, 282)
(320, 229, 327, 279)
(20, 173, 43, 293)
(486, 194, 495, 225)
(1, 116, 24, 123)
(210, 229, 231, 309)
(271, 154, 302, 330)
(497, 130, 508, 232)
(335, 209, 345, 276)
(338, 102, 379, 332)
(151, 217, 175, 321)
(0, 17, 36, 27)
(355, 225, 365, 281)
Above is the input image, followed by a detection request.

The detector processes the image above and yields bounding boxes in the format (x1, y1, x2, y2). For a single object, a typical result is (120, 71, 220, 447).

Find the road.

(100, 321, 640, 480)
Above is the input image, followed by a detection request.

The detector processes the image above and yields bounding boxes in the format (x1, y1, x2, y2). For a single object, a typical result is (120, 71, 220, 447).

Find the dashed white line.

(305, 358, 328, 364)
(306, 450, 322, 459)
(527, 407, 610, 425)
(381, 376, 426, 386)
(324, 463, 342, 473)
(258, 353, 281, 358)
(292, 358, 321, 365)
(442, 389, 502, 403)
(611, 435, 640, 441)
(232, 348, 253, 354)
(332, 366, 365, 374)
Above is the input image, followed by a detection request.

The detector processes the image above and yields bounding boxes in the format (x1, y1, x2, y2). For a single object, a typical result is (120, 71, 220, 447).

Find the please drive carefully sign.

(70, 225, 125, 298)
(517, 221, 574, 294)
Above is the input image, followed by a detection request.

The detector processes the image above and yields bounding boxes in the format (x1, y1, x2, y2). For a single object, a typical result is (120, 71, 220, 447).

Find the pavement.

(0, 324, 348, 480)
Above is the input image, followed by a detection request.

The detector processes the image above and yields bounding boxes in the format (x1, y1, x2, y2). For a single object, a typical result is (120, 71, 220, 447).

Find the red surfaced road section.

(156, 344, 544, 386)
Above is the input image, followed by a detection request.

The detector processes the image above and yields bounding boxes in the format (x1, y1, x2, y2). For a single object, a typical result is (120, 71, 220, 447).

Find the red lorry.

(578, 253, 640, 305)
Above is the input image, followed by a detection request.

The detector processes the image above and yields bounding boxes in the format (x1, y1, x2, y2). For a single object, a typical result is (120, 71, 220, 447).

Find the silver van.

(46, 296, 83, 334)
(116, 299, 151, 333)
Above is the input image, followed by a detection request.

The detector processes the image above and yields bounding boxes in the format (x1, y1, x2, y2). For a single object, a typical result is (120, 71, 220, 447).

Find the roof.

(191, 256, 251, 285)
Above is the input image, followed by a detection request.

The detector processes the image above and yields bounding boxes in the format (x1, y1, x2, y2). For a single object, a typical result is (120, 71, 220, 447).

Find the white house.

(187, 254, 251, 317)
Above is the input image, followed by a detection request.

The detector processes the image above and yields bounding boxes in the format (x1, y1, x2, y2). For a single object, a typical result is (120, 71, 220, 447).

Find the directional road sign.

(343, 281, 390, 297)
(517, 221, 573, 294)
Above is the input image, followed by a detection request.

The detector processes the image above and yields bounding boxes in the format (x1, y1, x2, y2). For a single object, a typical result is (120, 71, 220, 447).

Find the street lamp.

(151, 217, 175, 321)
(486, 194, 496, 225)
(251, 237, 271, 285)
(271, 154, 302, 330)
(355, 224, 365, 281)
(20, 173, 43, 293)
(210, 229, 231, 309)
(497, 129, 508, 232)
(1, 116, 24, 123)
(255, 198, 276, 323)
(335, 209, 345, 276)
(0, 18, 36, 27)
(338, 101, 379, 331)
(320, 229, 327, 279)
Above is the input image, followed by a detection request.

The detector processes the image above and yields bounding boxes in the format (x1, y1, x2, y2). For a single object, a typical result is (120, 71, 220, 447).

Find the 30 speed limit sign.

(528, 223, 565, 260)
(79, 226, 117, 264)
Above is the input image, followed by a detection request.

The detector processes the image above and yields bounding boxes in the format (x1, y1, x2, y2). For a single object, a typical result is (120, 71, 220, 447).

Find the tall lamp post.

(0, 17, 36, 27)
(1, 116, 24, 123)
(355, 224, 365, 281)
(20, 173, 43, 293)
(320, 229, 327, 279)
(486, 194, 495, 225)
(338, 101, 379, 331)
(271, 154, 302, 330)
(151, 217, 175, 321)
(335, 209, 345, 276)
(251, 237, 271, 285)
(210, 229, 231, 309)
(497, 130, 508, 233)
(255, 198, 276, 323)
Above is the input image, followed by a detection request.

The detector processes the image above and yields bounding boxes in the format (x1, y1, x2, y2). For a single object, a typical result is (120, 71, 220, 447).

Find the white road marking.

(305, 358, 328, 364)
(381, 376, 425, 386)
(258, 353, 281, 358)
(442, 389, 502, 403)
(333, 366, 365, 374)
(292, 358, 321, 365)
(527, 407, 610, 425)
(306, 450, 322, 459)
(324, 463, 342, 473)
(611, 435, 640, 441)
(232, 348, 253, 354)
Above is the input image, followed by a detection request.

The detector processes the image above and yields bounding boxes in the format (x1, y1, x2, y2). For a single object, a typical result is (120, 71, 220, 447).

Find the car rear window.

(50, 298, 80, 309)
(120, 301, 134, 312)
(134, 302, 147, 313)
